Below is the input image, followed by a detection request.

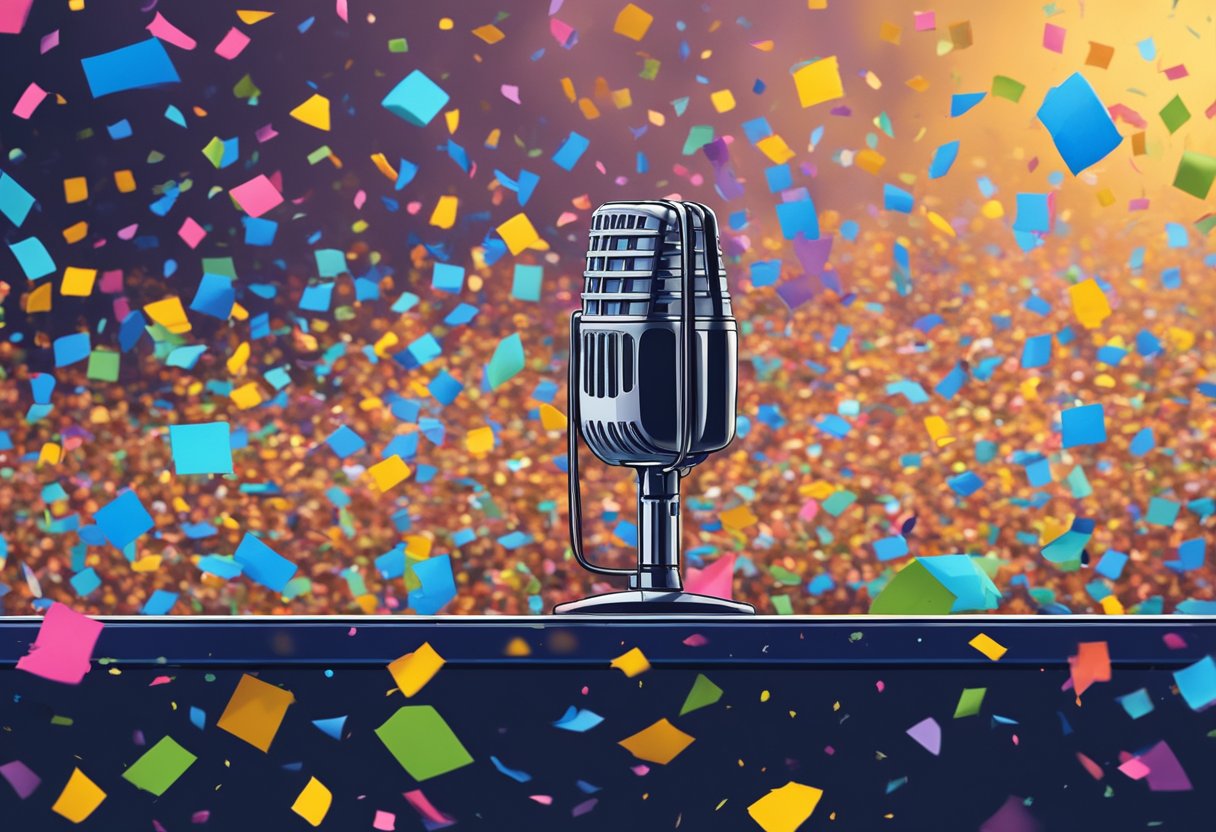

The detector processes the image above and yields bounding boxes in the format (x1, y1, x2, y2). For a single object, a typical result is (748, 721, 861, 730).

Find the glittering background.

(0, 0, 1214, 617)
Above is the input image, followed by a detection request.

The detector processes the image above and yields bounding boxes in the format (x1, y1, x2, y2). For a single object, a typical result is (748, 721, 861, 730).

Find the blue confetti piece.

(1035, 73, 1122, 175)
(325, 425, 366, 458)
(552, 131, 589, 171)
(883, 183, 914, 213)
(94, 489, 155, 550)
(81, 38, 180, 98)
(950, 92, 986, 117)
(233, 533, 297, 593)
(1060, 403, 1106, 448)
(928, 140, 960, 179)
(141, 590, 178, 615)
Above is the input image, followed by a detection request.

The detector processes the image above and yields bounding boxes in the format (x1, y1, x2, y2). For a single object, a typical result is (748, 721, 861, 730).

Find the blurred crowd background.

(0, 0, 1212, 615)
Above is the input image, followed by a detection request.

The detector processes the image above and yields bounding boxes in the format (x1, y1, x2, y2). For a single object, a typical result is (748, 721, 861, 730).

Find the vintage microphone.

(554, 200, 754, 614)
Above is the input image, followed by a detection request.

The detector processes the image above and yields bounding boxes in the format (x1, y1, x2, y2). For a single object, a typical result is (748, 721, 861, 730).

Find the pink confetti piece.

(117, 223, 139, 240)
(230, 174, 283, 218)
(529, 795, 553, 805)
(1128, 198, 1150, 211)
(39, 29, 59, 53)
(550, 17, 575, 47)
(1076, 752, 1104, 780)
(403, 789, 454, 828)
(1205, 99, 1216, 119)
(913, 10, 935, 31)
(147, 12, 197, 50)
(373, 810, 395, 831)
(336, 0, 348, 22)
(875, 680, 885, 692)
(178, 217, 207, 249)
(630, 764, 650, 776)
(12, 82, 47, 120)
(1162, 632, 1187, 649)
(1163, 64, 1188, 80)
(215, 27, 251, 60)
(685, 553, 735, 599)
(191, 811, 210, 824)
(16, 603, 103, 684)
(501, 84, 521, 104)
(0, 0, 33, 35)
(1043, 23, 1065, 53)
(1118, 757, 1150, 780)
(353, 190, 366, 209)
(255, 123, 278, 143)
(100, 269, 124, 293)
(149, 675, 173, 686)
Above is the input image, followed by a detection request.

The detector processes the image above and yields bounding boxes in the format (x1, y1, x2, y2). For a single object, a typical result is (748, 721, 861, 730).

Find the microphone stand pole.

(632, 468, 683, 592)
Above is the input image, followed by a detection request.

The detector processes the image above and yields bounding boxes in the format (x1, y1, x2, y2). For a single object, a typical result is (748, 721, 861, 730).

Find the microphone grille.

(582, 202, 731, 318)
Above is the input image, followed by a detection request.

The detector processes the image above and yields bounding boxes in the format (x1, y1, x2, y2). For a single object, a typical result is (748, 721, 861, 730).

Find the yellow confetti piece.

(113, 169, 136, 193)
(217, 674, 294, 752)
(1100, 595, 1124, 615)
(879, 21, 902, 44)
(61, 267, 97, 297)
(404, 534, 432, 560)
(471, 23, 504, 44)
(720, 504, 759, 531)
(26, 283, 52, 312)
(290, 94, 331, 131)
(368, 455, 410, 492)
(793, 56, 844, 108)
(466, 426, 494, 455)
(923, 415, 955, 447)
(388, 642, 445, 697)
(747, 781, 823, 832)
(610, 647, 651, 678)
(144, 297, 191, 334)
(926, 210, 956, 237)
(504, 637, 531, 657)
(613, 3, 654, 41)
(230, 382, 263, 410)
(52, 768, 107, 823)
(373, 332, 399, 357)
(38, 442, 61, 466)
(611, 88, 632, 109)
(64, 176, 88, 204)
(980, 199, 1004, 219)
(131, 556, 162, 573)
(291, 777, 332, 827)
(236, 10, 274, 24)
(751, 39, 775, 51)
(756, 134, 795, 164)
(1068, 278, 1112, 330)
(370, 153, 397, 181)
(710, 89, 736, 113)
(496, 212, 540, 255)
(444, 109, 460, 134)
(968, 632, 1007, 661)
(430, 195, 458, 229)
(618, 719, 695, 764)
(227, 341, 250, 375)
(854, 148, 886, 175)
(62, 221, 88, 244)
(484, 128, 501, 148)
(539, 403, 567, 431)
(647, 109, 666, 126)
(1097, 187, 1115, 207)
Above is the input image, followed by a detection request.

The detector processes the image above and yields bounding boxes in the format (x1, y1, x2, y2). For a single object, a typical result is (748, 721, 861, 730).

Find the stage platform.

(2, 616, 1214, 829)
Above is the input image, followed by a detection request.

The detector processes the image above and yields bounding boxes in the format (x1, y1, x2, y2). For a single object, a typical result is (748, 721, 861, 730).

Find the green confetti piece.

(122, 736, 197, 796)
(375, 706, 473, 781)
(954, 687, 987, 718)
(1173, 151, 1216, 199)
(388, 37, 408, 53)
(991, 75, 1026, 103)
(1159, 95, 1190, 134)
(869, 560, 957, 614)
(680, 673, 724, 716)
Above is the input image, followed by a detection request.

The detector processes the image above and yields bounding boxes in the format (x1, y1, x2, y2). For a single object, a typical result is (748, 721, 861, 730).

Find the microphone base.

(553, 590, 755, 615)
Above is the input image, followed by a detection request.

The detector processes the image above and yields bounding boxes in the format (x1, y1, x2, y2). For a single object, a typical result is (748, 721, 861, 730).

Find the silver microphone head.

(576, 200, 737, 469)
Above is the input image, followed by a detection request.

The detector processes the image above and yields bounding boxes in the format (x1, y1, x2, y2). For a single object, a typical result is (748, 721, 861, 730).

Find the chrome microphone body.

(555, 200, 754, 615)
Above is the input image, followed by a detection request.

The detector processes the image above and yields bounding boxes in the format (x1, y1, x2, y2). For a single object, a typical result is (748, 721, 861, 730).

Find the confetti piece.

(1159, 95, 1190, 134)
(0, 760, 40, 800)
(16, 603, 102, 684)
(906, 716, 941, 754)
(747, 781, 823, 832)
(1037, 73, 1121, 175)
(553, 705, 604, 732)
(369, 455, 410, 491)
(610, 647, 651, 677)
(146, 12, 197, 49)
(229, 174, 283, 218)
(1173, 655, 1216, 711)
(496, 212, 540, 255)
(1173, 151, 1216, 199)
(382, 70, 449, 127)
(1085, 41, 1114, 69)
(869, 560, 955, 614)
(290, 93, 331, 131)
(214, 26, 250, 59)
(1061, 403, 1106, 448)
(969, 632, 1007, 661)
(954, 687, 986, 718)
(375, 706, 474, 780)
(679, 673, 724, 715)
(1068, 278, 1112, 329)
(169, 422, 233, 475)
(122, 736, 196, 796)
(388, 642, 445, 697)
(217, 673, 294, 752)
(51, 769, 106, 823)
(0, 0, 33, 34)
(81, 38, 180, 97)
(613, 3, 653, 41)
(618, 719, 695, 764)
(292, 777, 332, 827)
(793, 56, 844, 108)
